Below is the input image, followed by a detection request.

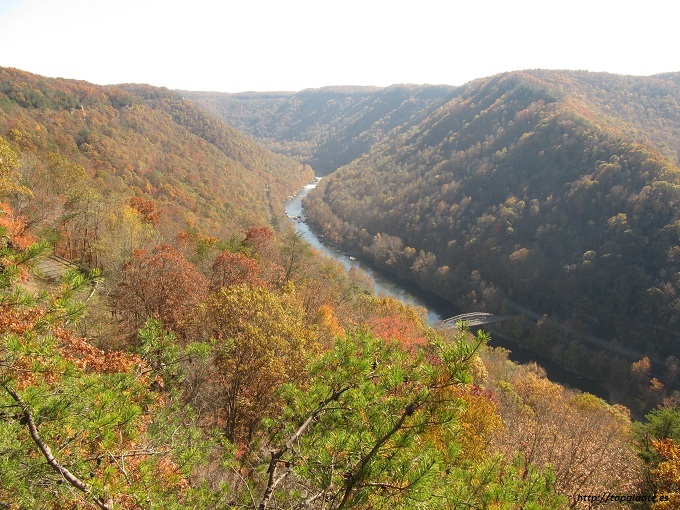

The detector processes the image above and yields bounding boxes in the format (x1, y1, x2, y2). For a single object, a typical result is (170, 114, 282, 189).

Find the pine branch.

(337, 401, 420, 509)
(258, 384, 354, 510)
(3, 384, 112, 510)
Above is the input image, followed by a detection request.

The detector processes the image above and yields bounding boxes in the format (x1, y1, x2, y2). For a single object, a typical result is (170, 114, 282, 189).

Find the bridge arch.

(443, 312, 507, 328)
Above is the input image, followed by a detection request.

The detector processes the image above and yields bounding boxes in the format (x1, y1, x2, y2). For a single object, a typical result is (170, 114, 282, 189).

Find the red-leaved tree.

(210, 251, 264, 291)
(114, 244, 208, 336)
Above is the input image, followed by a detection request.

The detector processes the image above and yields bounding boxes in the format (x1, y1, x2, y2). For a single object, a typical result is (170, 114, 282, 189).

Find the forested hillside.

(0, 67, 313, 244)
(184, 84, 459, 174)
(2, 126, 668, 508)
(302, 71, 680, 407)
(3, 66, 680, 508)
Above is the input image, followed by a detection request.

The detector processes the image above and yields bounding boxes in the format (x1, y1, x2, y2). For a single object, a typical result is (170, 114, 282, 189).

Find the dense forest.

(184, 85, 459, 174)
(0, 67, 313, 244)
(301, 72, 680, 410)
(2, 67, 680, 508)
(195, 71, 680, 411)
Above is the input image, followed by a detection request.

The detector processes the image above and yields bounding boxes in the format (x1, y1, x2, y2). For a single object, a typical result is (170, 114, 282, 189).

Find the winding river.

(286, 178, 610, 400)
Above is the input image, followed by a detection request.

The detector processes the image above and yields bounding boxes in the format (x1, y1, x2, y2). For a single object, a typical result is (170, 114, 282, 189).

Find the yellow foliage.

(316, 304, 345, 344)
(652, 439, 680, 509)
(197, 284, 319, 443)
(457, 388, 502, 462)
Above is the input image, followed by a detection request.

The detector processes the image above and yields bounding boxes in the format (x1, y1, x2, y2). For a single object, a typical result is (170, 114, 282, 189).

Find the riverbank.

(482, 326, 610, 400)
(285, 178, 611, 401)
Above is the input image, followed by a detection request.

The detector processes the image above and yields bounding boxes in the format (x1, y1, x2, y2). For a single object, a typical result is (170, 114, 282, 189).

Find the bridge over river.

(443, 312, 508, 328)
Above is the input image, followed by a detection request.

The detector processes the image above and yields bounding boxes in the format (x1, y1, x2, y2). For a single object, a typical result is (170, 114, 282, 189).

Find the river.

(285, 178, 610, 400)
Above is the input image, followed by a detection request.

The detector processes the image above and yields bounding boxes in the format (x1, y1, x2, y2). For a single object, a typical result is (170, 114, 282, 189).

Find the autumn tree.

(255, 329, 563, 509)
(192, 284, 317, 445)
(244, 225, 276, 253)
(129, 195, 162, 225)
(18, 152, 89, 231)
(59, 182, 104, 265)
(650, 439, 680, 509)
(314, 303, 345, 345)
(0, 202, 35, 252)
(285, 248, 353, 321)
(210, 250, 264, 290)
(114, 244, 208, 336)
(492, 365, 643, 507)
(279, 229, 312, 283)
(244, 226, 285, 286)
(95, 200, 159, 282)
(356, 294, 431, 349)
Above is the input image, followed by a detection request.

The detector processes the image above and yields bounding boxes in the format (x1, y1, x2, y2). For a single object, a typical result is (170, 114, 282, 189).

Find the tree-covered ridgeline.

(0, 66, 313, 239)
(1, 67, 680, 507)
(297, 71, 680, 411)
(191, 70, 680, 409)
(184, 84, 461, 175)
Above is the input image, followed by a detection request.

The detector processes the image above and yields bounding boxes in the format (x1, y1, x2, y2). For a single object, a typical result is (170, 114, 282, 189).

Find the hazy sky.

(0, 0, 676, 93)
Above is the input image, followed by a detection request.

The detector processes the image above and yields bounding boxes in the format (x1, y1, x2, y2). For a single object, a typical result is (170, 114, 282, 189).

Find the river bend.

(285, 178, 609, 400)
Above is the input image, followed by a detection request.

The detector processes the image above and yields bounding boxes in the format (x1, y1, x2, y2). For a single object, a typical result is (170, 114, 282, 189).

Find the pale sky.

(0, 0, 677, 93)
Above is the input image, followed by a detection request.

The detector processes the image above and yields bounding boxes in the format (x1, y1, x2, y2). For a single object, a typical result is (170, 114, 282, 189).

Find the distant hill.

(0, 67, 312, 234)
(2, 67, 666, 508)
(186, 71, 680, 364)
(297, 71, 680, 367)
(183, 84, 460, 174)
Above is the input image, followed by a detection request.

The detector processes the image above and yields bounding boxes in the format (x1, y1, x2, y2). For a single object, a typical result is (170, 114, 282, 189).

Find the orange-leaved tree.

(244, 226, 285, 286)
(358, 295, 431, 349)
(114, 244, 208, 336)
(210, 250, 264, 290)
(651, 438, 680, 509)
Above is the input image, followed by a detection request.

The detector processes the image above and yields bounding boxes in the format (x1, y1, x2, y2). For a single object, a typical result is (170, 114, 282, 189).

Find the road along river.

(285, 178, 609, 400)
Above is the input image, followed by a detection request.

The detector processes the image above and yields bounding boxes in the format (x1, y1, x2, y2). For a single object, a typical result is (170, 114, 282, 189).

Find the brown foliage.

(114, 244, 208, 336)
(128, 196, 162, 225)
(210, 251, 263, 291)
(0, 202, 34, 251)
(492, 366, 643, 508)
(243, 226, 285, 286)
(244, 226, 275, 250)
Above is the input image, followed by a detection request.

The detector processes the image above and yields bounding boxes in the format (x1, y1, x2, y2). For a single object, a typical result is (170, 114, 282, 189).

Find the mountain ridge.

(299, 70, 680, 371)
(180, 69, 678, 394)
(0, 66, 313, 237)
(183, 83, 461, 174)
